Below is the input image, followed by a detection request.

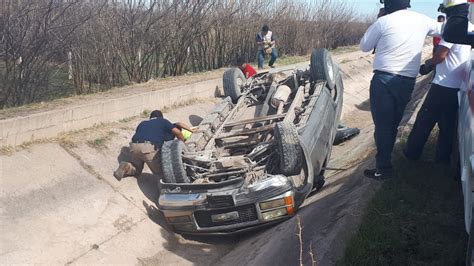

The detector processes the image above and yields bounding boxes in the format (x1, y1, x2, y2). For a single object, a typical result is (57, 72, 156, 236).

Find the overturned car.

(158, 48, 344, 234)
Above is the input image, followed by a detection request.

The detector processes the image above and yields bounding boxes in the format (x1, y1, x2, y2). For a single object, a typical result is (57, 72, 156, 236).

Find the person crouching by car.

(359, 0, 442, 179)
(404, 22, 473, 165)
(113, 110, 184, 181)
(256, 25, 278, 70)
(237, 55, 257, 79)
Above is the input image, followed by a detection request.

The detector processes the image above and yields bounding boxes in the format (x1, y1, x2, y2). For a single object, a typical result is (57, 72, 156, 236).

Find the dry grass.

(86, 131, 118, 150)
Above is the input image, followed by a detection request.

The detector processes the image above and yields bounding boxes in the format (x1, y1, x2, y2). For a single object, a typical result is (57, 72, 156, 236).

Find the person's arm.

(172, 127, 185, 141)
(164, 119, 185, 141)
(431, 45, 450, 65)
(360, 21, 382, 53)
(256, 34, 264, 45)
(270, 32, 276, 46)
(175, 122, 195, 132)
(419, 41, 452, 75)
(426, 17, 442, 37)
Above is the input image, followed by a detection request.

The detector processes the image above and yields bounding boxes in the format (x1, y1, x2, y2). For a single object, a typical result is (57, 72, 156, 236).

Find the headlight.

(247, 175, 288, 191)
(262, 208, 288, 221)
(260, 195, 295, 221)
(167, 215, 192, 224)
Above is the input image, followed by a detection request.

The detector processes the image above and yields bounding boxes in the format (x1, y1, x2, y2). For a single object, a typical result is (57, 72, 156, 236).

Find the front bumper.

(158, 176, 299, 234)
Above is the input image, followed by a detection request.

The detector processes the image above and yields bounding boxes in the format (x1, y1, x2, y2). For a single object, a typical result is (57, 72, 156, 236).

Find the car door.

(300, 85, 337, 176)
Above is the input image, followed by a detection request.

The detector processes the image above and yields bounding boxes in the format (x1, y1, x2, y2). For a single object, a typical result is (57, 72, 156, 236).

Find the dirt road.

(0, 47, 432, 265)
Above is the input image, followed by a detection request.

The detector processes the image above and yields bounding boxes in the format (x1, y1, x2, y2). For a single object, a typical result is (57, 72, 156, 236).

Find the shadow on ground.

(355, 99, 371, 112)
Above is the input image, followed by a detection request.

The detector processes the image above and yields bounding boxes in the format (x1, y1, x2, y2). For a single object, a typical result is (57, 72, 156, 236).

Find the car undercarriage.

(157, 48, 344, 234)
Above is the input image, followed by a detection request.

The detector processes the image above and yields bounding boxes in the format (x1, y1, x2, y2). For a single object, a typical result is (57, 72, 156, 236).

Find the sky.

(351, 0, 443, 19)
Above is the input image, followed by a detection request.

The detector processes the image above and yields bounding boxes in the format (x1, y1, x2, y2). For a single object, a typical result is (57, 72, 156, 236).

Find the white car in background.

(461, 49, 474, 263)
(460, 2, 474, 263)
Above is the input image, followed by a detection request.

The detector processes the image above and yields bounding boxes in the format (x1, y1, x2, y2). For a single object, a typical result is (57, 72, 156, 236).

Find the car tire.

(160, 140, 190, 183)
(223, 68, 246, 104)
(310, 48, 336, 91)
(274, 121, 303, 176)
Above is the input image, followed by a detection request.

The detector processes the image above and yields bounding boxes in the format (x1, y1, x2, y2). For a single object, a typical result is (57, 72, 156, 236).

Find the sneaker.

(364, 168, 390, 180)
(113, 162, 130, 181)
(269, 65, 275, 68)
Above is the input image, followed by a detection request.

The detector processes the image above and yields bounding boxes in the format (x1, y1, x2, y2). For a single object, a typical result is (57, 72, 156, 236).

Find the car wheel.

(274, 121, 303, 176)
(310, 48, 336, 91)
(223, 68, 246, 104)
(160, 140, 190, 183)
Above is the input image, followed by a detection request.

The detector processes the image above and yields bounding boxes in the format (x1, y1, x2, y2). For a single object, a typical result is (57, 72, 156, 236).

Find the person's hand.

(419, 59, 434, 75)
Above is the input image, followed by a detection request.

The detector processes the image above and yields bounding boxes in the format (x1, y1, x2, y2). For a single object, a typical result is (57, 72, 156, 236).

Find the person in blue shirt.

(114, 110, 184, 181)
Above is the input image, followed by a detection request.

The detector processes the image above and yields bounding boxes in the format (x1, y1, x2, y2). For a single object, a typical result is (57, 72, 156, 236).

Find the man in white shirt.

(359, 0, 441, 179)
(256, 25, 277, 69)
(404, 26, 472, 164)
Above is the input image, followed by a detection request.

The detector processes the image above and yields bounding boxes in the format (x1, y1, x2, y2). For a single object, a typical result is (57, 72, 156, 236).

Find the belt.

(131, 140, 160, 151)
(132, 140, 156, 145)
(374, 70, 416, 81)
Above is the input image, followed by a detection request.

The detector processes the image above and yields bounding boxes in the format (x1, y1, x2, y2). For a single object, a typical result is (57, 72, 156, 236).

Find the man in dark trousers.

(360, 0, 441, 179)
(114, 110, 184, 181)
(404, 9, 472, 164)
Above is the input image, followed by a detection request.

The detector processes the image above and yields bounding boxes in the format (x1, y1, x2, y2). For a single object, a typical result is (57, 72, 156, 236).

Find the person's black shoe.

(269, 65, 275, 68)
(364, 168, 391, 180)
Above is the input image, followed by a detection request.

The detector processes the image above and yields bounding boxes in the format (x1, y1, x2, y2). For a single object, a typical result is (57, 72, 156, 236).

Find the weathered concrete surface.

(0, 77, 222, 147)
(0, 143, 145, 264)
(0, 46, 433, 265)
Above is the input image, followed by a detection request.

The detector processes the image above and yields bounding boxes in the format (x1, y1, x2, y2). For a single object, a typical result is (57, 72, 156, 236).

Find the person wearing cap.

(442, 0, 473, 45)
(404, 2, 473, 165)
(113, 110, 184, 181)
(360, 0, 442, 179)
(256, 25, 278, 70)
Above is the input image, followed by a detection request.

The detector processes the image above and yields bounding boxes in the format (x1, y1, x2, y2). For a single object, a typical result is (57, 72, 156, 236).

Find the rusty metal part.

(283, 85, 305, 124)
(223, 114, 286, 129)
(216, 124, 275, 139)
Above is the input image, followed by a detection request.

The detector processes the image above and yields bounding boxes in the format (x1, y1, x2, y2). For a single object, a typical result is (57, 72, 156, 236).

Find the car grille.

(207, 195, 234, 208)
(194, 204, 258, 228)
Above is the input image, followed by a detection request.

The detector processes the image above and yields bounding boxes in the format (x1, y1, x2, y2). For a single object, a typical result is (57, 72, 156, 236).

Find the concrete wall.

(0, 79, 223, 147)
